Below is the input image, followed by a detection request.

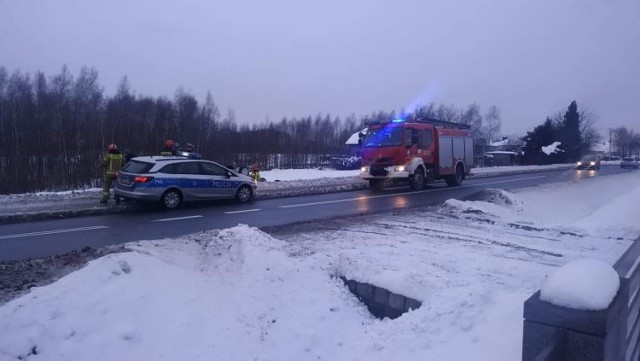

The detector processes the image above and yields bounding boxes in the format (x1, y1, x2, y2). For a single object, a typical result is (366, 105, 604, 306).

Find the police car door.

(176, 161, 209, 200)
(198, 161, 236, 198)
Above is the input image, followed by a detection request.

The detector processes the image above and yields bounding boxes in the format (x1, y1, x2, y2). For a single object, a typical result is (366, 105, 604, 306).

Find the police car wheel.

(236, 185, 253, 203)
(161, 189, 182, 210)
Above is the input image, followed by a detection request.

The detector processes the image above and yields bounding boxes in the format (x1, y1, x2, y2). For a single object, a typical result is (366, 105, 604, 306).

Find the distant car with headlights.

(114, 156, 257, 209)
(575, 155, 601, 170)
(621, 157, 639, 169)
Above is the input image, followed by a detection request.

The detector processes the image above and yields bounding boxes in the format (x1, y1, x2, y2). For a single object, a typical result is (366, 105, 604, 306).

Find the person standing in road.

(101, 144, 125, 204)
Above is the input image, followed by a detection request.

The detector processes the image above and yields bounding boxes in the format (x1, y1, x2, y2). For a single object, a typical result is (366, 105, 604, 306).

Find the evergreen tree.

(521, 118, 557, 165)
(559, 100, 582, 161)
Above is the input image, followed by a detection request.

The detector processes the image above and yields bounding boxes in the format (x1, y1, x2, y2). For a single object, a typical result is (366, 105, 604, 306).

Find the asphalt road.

(0, 166, 634, 261)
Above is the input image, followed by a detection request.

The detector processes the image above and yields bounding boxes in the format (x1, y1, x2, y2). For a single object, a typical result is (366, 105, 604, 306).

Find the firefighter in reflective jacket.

(101, 144, 125, 203)
(251, 163, 260, 183)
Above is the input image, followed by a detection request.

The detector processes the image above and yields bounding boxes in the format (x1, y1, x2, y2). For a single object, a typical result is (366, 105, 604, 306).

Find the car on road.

(114, 156, 257, 209)
(621, 157, 639, 169)
(575, 155, 601, 170)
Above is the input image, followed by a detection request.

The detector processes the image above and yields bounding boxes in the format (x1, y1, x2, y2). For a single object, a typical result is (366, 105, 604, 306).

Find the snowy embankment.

(1, 171, 638, 360)
(0, 164, 580, 219)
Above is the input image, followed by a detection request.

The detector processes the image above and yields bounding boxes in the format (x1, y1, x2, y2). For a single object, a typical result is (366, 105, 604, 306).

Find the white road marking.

(0, 225, 110, 240)
(225, 209, 261, 214)
(279, 175, 547, 209)
(151, 215, 204, 222)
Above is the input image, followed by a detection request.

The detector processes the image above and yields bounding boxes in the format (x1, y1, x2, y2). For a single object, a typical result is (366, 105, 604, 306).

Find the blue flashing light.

(391, 118, 405, 123)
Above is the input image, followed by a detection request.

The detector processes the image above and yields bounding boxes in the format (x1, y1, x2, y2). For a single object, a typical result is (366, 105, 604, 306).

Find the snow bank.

(469, 163, 573, 175)
(443, 189, 523, 220)
(540, 259, 620, 310)
(0, 225, 368, 361)
(0, 162, 561, 208)
(260, 168, 359, 182)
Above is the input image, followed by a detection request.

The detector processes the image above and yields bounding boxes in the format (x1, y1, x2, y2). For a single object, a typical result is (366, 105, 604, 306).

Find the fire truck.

(359, 118, 474, 190)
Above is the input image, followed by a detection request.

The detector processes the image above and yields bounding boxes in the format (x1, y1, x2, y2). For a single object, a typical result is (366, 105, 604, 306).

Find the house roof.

(345, 128, 367, 145)
(489, 138, 509, 147)
(593, 141, 611, 153)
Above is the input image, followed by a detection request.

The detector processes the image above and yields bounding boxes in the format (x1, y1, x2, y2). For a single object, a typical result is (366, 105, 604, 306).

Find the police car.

(114, 156, 257, 209)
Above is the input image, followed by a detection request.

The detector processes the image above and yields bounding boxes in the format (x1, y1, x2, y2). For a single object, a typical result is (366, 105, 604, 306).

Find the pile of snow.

(540, 259, 620, 310)
(444, 189, 524, 220)
(0, 226, 368, 361)
(444, 198, 521, 220)
(541, 141, 563, 155)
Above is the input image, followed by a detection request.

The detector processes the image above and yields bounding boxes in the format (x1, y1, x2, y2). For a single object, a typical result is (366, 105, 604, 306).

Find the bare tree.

(578, 108, 603, 154)
(612, 127, 638, 156)
(483, 105, 502, 142)
(459, 103, 484, 141)
(435, 103, 459, 122)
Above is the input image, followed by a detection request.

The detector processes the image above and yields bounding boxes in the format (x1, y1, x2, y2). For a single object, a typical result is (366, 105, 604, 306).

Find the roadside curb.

(0, 165, 578, 225)
(0, 205, 134, 225)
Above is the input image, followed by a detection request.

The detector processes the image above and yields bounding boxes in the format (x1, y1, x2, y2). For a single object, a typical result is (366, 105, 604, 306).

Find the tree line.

(0, 66, 361, 194)
(608, 127, 640, 156)
(0, 66, 507, 194)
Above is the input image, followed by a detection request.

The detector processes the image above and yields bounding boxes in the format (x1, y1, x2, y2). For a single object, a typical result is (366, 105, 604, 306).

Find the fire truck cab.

(359, 118, 474, 190)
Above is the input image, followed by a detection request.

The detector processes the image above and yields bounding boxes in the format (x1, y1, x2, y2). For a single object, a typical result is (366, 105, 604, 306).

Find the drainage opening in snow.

(339, 276, 422, 320)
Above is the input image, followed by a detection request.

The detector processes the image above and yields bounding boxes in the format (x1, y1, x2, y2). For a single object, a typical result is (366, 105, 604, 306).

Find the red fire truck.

(359, 118, 474, 190)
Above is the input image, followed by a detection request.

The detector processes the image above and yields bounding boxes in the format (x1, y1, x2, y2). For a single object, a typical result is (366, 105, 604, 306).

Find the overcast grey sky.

(1, 0, 638, 135)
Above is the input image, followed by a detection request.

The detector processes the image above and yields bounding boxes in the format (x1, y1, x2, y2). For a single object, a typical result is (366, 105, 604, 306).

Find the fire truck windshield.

(362, 127, 404, 148)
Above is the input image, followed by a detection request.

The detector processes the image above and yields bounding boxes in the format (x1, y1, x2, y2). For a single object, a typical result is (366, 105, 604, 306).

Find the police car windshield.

(363, 127, 403, 148)
(122, 160, 153, 173)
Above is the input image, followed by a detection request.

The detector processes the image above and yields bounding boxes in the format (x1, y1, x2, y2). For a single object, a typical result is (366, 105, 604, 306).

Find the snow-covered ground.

(1, 170, 638, 361)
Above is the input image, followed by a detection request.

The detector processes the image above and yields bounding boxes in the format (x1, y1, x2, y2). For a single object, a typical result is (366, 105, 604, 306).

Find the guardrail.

(522, 237, 640, 360)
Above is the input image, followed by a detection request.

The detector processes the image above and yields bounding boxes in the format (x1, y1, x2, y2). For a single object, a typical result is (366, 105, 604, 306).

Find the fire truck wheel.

(369, 179, 384, 191)
(446, 164, 464, 187)
(409, 168, 426, 191)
